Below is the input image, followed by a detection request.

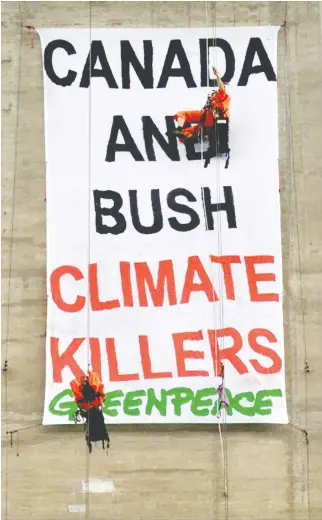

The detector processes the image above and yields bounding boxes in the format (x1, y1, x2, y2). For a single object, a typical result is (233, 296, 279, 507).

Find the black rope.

(4, 3, 23, 517)
(283, 3, 311, 517)
(84, 2, 93, 517)
(210, 2, 230, 517)
(292, 5, 311, 516)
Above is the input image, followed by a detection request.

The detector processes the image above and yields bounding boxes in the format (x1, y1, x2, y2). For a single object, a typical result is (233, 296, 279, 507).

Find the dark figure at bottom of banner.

(70, 371, 110, 455)
(169, 66, 230, 169)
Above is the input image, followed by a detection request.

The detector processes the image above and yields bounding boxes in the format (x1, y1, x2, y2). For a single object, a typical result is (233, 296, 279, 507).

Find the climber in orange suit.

(70, 370, 105, 411)
(71, 370, 110, 454)
(173, 67, 231, 142)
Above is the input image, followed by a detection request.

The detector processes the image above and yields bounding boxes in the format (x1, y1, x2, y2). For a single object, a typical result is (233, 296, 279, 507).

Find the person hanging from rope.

(216, 363, 229, 418)
(70, 370, 110, 454)
(170, 66, 231, 168)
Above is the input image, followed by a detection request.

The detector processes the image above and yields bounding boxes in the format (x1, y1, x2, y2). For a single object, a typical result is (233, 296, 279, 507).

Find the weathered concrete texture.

(1, 2, 322, 519)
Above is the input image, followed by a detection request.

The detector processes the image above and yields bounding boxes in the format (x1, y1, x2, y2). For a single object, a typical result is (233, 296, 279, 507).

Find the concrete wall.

(2, 2, 322, 519)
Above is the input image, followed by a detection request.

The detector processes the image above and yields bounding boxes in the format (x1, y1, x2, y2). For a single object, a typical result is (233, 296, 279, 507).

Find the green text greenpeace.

(48, 387, 283, 422)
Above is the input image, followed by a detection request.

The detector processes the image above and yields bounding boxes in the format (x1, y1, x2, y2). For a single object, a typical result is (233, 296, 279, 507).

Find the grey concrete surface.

(1, 1, 322, 519)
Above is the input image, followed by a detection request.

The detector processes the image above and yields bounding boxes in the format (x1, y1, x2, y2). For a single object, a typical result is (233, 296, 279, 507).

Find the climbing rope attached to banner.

(3, 2, 23, 519)
(200, 1, 230, 517)
(283, 3, 311, 517)
(84, 2, 93, 518)
(211, 1, 230, 514)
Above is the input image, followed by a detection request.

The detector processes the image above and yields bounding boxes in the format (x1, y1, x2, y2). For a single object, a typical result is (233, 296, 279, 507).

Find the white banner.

(39, 27, 287, 425)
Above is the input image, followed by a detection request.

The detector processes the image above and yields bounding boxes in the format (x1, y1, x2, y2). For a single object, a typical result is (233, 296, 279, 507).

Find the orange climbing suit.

(174, 89, 231, 139)
(70, 371, 105, 411)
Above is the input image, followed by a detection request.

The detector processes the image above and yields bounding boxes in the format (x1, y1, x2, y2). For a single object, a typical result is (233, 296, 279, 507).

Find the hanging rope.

(3, 2, 23, 518)
(283, 3, 311, 517)
(201, 3, 222, 509)
(6, 422, 43, 458)
(293, 8, 310, 433)
(84, 2, 93, 518)
(198, 1, 230, 516)
(211, 2, 229, 515)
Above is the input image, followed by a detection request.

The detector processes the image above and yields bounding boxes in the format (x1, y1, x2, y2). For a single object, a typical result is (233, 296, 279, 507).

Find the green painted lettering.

(48, 386, 284, 421)
(167, 387, 194, 416)
(232, 391, 256, 416)
(123, 390, 146, 416)
(103, 390, 123, 417)
(254, 389, 282, 415)
(48, 389, 77, 422)
(145, 388, 167, 416)
(191, 388, 216, 416)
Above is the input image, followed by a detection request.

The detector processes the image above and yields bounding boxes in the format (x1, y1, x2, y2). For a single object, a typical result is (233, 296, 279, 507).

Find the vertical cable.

(201, 3, 226, 514)
(3, 3, 23, 519)
(282, 1, 305, 513)
(284, 3, 311, 518)
(210, 1, 229, 516)
(202, 0, 229, 519)
(85, 1, 93, 518)
(286, 3, 311, 517)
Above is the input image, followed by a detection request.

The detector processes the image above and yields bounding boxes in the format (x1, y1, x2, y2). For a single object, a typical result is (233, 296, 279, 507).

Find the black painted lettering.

(44, 39, 77, 87)
(157, 40, 197, 88)
(129, 190, 163, 234)
(238, 38, 276, 86)
(93, 190, 126, 235)
(142, 116, 179, 161)
(200, 38, 235, 87)
(106, 116, 144, 162)
(202, 186, 237, 230)
(121, 40, 153, 89)
(167, 188, 200, 232)
(80, 41, 118, 88)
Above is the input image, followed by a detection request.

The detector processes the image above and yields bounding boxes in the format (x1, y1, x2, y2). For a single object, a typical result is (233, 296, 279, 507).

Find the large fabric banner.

(39, 27, 287, 425)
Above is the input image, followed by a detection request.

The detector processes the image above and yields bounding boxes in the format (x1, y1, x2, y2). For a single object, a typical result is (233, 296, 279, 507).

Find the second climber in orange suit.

(71, 371, 105, 411)
(70, 371, 110, 454)
(172, 67, 230, 142)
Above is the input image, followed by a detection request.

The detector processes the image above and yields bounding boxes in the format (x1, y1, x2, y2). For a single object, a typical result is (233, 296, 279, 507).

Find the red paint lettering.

(181, 256, 218, 304)
(89, 337, 102, 379)
(105, 338, 139, 381)
(208, 327, 248, 375)
(210, 255, 241, 300)
(249, 328, 282, 374)
(50, 337, 85, 382)
(173, 330, 209, 377)
(89, 263, 120, 311)
(120, 261, 134, 307)
(135, 260, 177, 306)
(244, 256, 279, 302)
(139, 335, 172, 379)
(50, 265, 85, 312)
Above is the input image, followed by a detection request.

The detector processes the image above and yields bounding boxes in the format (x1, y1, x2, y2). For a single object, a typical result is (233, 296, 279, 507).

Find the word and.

(49, 386, 283, 420)
(105, 115, 214, 164)
(44, 37, 276, 89)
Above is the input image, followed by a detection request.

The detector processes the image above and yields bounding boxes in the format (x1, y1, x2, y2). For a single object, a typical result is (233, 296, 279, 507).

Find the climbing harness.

(216, 364, 229, 419)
